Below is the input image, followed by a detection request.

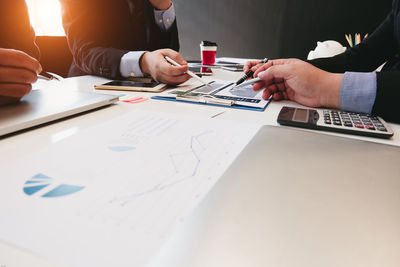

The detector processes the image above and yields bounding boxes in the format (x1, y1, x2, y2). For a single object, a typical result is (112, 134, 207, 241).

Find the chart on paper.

(77, 113, 239, 234)
(0, 110, 261, 267)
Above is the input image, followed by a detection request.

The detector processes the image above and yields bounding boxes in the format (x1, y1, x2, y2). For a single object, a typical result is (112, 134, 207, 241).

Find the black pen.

(235, 58, 268, 86)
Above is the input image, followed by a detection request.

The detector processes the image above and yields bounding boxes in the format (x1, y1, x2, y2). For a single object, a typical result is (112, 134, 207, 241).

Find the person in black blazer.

(60, 0, 190, 84)
(246, 0, 400, 123)
(0, 0, 42, 105)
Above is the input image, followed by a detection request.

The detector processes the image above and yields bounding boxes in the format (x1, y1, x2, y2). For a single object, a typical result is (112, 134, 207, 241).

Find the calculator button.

(344, 122, 353, 127)
(334, 121, 342, 126)
(355, 123, 364, 129)
(377, 127, 387, 132)
(366, 125, 376, 130)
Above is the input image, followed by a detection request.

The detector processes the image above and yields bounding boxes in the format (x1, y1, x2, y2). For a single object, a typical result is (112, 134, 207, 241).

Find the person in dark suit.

(0, 0, 42, 106)
(246, 0, 400, 123)
(60, 0, 190, 85)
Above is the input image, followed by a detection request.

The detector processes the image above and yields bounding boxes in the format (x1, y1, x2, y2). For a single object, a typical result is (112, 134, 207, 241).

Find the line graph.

(108, 131, 213, 207)
(70, 111, 259, 232)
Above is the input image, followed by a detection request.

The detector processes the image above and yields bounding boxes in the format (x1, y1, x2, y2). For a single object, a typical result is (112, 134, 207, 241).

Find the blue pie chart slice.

(23, 174, 84, 198)
(24, 184, 51, 196)
(42, 184, 84, 198)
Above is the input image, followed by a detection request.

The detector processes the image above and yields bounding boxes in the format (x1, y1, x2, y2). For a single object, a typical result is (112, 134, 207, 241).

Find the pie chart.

(23, 173, 84, 198)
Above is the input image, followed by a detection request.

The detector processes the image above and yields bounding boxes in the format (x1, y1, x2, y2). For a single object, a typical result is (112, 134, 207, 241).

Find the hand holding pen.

(239, 58, 269, 85)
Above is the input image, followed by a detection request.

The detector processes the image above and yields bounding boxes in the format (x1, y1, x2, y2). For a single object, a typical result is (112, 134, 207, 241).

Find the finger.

(273, 78, 284, 84)
(250, 63, 264, 75)
(0, 83, 32, 98)
(254, 59, 299, 78)
(0, 66, 38, 84)
(0, 96, 21, 106)
(274, 91, 284, 100)
(270, 82, 286, 92)
(244, 60, 261, 73)
(253, 80, 267, 91)
(162, 49, 188, 66)
(0, 48, 42, 74)
(160, 62, 188, 77)
(263, 89, 284, 101)
(266, 84, 281, 94)
(253, 61, 274, 77)
(262, 88, 273, 100)
(257, 64, 291, 85)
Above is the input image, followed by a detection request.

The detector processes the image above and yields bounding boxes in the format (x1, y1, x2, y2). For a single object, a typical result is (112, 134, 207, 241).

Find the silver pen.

(165, 56, 210, 87)
(231, 77, 262, 90)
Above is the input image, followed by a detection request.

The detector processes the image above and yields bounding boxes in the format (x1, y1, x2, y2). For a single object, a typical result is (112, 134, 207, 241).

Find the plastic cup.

(200, 41, 217, 73)
(200, 41, 217, 65)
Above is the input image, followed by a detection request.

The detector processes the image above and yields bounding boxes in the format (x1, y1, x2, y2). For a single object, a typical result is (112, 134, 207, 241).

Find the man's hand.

(140, 49, 190, 85)
(0, 48, 42, 105)
(253, 58, 342, 109)
(148, 0, 172, 10)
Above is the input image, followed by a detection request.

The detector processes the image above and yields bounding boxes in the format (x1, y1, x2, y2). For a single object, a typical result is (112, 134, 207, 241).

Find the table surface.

(1, 67, 399, 267)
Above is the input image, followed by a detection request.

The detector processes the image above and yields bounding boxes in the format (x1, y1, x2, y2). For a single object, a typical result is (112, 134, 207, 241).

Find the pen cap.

(200, 40, 217, 67)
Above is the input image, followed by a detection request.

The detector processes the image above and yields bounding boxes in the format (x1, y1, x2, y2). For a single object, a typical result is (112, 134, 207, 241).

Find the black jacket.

(0, 0, 39, 59)
(60, 0, 180, 78)
(310, 0, 400, 123)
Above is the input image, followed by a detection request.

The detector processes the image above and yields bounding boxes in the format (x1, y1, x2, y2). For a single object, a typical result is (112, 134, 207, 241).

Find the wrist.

(319, 73, 342, 109)
(139, 52, 150, 75)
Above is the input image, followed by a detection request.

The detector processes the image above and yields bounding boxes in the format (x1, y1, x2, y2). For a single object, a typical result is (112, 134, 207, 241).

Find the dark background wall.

(174, 0, 392, 60)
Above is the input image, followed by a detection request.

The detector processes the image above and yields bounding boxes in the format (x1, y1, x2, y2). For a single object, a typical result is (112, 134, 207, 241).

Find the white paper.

(0, 110, 261, 267)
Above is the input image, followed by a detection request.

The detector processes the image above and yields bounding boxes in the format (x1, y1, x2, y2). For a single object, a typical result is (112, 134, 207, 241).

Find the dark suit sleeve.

(308, 4, 397, 73)
(307, 1, 400, 123)
(0, 0, 40, 59)
(60, 0, 179, 79)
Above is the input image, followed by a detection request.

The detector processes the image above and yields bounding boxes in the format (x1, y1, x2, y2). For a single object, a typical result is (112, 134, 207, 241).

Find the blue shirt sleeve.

(119, 4, 176, 78)
(340, 72, 377, 114)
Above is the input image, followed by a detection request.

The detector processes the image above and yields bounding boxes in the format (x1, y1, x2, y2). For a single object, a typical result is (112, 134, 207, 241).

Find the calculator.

(277, 106, 394, 139)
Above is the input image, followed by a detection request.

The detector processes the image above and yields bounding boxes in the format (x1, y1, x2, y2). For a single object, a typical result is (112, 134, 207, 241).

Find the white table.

(1, 68, 400, 267)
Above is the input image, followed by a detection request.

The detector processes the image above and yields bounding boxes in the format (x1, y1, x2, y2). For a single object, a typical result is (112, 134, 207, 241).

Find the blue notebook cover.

(151, 96, 272, 112)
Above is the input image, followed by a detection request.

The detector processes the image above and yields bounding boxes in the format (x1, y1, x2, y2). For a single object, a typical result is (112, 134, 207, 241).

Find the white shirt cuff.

(153, 3, 176, 31)
(119, 51, 147, 78)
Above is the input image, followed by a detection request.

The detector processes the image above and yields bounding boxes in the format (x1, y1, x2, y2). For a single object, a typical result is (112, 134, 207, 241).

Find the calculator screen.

(293, 108, 308, 122)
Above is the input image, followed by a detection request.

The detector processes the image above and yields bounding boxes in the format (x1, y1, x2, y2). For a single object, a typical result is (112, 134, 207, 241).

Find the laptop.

(147, 125, 400, 267)
(0, 89, 118, 137)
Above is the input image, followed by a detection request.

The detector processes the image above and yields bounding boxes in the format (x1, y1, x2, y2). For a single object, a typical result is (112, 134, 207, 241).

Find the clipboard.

(151, 81, 272, 111)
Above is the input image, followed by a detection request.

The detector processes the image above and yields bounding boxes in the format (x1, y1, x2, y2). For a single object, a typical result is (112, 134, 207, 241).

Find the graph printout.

(0, 110, 261, 267)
